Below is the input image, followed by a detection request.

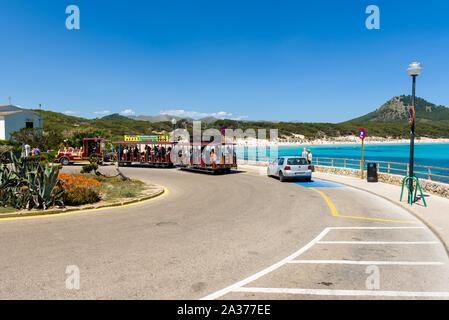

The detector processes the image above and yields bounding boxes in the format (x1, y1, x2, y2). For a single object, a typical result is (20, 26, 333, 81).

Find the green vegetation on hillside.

(17, 96, 449, 150)
(348, 95, 449, 123)
(209, 119, 449, 139)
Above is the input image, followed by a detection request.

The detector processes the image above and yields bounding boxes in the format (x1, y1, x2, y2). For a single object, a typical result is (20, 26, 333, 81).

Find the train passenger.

(146, 146, 151, 161)
(118, 146, 123, 161)
(210, 149, 217, 167)
(123, 147, 128, 161)
(151, 147, 155, 162)
(167, 147, 172, 163)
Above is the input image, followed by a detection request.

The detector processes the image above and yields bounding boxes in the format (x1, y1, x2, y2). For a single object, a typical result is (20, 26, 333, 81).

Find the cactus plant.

(0, 152, 64, 210)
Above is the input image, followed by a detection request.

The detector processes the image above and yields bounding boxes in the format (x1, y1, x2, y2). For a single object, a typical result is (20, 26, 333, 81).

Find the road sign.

(221, 129, 226, 136)
(408, 106, 415, 126)
(358, 128, 366, 179)
(358, 128, 366, 140)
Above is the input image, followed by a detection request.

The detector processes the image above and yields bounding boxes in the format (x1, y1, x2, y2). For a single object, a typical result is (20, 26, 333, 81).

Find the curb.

(0, 184, 168, 221)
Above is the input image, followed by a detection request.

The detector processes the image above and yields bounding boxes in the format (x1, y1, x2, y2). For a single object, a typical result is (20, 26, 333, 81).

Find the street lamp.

(407, 62, 422, 202)
(171, 118, 177, 142)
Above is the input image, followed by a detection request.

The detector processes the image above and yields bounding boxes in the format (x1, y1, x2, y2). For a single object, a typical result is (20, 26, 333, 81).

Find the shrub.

(57, 173, 102, 206)
(25, 155, 48, 163)
(62, 186, 101, 206)
(89, 153, 103, 164)
(45, 150, 59, 162)
(80, 163, 99, 174)
(0, 152, 63, 210)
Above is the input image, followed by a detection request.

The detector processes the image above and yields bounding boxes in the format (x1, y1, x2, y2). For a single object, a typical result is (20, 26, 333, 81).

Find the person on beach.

(302, 147, 308, 159)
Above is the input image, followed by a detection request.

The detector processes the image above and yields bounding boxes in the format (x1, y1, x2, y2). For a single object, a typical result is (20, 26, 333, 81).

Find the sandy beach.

(235, 136, 449, 147)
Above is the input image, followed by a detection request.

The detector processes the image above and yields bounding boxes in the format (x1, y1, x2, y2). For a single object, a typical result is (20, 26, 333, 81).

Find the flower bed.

(57, 173, 102, 205)
(1, 153, 152, 216)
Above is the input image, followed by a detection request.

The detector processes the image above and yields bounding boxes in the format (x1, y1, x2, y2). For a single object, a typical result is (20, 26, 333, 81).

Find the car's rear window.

(287, 158, 308, 165)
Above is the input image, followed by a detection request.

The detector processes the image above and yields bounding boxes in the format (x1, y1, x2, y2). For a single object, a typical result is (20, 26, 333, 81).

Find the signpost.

(358, 128, 366, 179)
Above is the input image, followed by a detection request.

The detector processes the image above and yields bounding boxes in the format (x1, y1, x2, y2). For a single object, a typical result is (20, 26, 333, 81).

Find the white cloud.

(159, 109, 246, 120)
(232, 115, 249, 121)
(120, 109, 136, 116)
(64, 110, 77, 115)
(93, 110, 111, 115)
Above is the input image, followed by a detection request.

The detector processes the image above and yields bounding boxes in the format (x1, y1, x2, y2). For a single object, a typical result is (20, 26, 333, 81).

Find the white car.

(267, 156, 312, 182)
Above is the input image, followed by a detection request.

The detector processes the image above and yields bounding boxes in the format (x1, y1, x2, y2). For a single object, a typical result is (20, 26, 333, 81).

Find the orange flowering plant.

(57, 173, 102, 205)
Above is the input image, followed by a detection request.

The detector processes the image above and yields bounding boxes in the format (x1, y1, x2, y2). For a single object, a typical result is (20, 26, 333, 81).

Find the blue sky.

(1, 0, 448, 122)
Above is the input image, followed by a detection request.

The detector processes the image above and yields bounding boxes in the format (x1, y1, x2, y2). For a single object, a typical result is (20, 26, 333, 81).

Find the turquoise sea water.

(239, 143, 449, 183)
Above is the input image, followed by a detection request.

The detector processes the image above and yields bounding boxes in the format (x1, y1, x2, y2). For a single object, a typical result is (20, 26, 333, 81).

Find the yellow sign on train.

(124, 135, 140, 142)
(124, 135, 168, 142)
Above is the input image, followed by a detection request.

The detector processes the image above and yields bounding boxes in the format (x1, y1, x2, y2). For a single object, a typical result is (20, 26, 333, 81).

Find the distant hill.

(128, 114, 189, 123)
(347, 95, 449, 123)
(199, 116, 219, 124)
(127, 114, 219, 124)
(101, 113, 131, 121)
(28, 96, 449, 143)
(31, 109, 173, 139)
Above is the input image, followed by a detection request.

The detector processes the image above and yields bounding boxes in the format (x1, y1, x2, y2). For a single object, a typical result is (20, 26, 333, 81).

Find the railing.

(237, 153, 449, 183)
(312, 157, 449, 183)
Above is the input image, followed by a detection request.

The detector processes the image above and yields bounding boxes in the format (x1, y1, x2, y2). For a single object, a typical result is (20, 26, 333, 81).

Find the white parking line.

(233, 287, 449, 298)
(201, 226, 445, 300)
(327, 227, 425, 230)
(200, 227, 332, 300)
(288, 260, 444, 265)
(317, 241, 439, 245)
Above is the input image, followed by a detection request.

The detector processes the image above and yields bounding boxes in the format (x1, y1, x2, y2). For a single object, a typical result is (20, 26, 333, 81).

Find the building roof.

(0, 105, 41, 117)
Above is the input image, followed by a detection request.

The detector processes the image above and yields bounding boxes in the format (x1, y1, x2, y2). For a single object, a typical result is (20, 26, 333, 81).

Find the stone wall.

(314, 165, 449, 199)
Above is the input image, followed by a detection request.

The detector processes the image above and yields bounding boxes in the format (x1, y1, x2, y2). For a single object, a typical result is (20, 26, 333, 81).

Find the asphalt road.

(1, 166, 448, 299)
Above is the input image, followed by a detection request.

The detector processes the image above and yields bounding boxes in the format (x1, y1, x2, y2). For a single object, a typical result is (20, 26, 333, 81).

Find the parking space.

(204, 227, 449, 300)
(294, 179, 344, 188)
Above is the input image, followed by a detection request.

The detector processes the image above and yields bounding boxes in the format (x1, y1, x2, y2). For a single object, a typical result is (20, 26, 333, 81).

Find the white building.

(0, 105, 42, 140)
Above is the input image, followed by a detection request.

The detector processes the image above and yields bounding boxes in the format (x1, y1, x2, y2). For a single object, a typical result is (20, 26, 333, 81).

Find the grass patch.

(0, 206, 16, 214)
(82, 174, 147, 202)
(0, 174, 151, 217)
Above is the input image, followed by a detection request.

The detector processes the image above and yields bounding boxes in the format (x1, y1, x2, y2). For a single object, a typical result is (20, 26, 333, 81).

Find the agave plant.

(1, 152, 64, 210)
(0, 165, 19, 207)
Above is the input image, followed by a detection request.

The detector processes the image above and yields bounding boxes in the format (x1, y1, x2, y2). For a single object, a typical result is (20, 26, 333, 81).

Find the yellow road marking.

(0, 185, 170, 222)
(309, 187, 418, 224)
(241, 171, 417, 224)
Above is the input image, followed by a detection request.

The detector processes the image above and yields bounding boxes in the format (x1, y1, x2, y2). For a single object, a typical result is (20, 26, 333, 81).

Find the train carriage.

(113, 135, 176, 168)
(174, 141, 238, 174)
(54, 137, 106, 165)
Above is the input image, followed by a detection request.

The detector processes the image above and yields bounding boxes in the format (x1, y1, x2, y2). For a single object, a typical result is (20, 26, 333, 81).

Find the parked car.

(267, 156, 312, 182)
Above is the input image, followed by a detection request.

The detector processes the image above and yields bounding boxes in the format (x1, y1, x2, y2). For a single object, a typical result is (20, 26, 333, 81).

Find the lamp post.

(406, 62, 423, 202)
(39, 104, 42, 129)
(171, 118, 177, 142)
